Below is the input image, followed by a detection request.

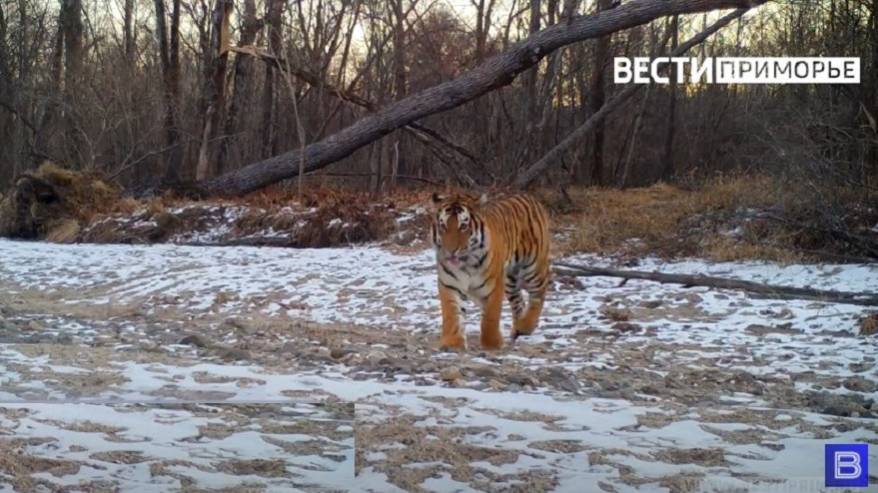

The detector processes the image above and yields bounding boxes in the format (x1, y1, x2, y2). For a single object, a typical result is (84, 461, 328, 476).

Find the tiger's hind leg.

(512, 266, 549, 339)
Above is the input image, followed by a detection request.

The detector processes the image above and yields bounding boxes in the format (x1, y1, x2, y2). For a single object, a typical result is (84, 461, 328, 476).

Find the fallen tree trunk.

(514, 7, 747, 189)
(200, 0, 767, 196)
(553, 262, 878, 307)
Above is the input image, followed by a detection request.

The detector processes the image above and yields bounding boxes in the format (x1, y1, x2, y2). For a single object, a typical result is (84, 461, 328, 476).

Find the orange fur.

(430, 192, 551, 350)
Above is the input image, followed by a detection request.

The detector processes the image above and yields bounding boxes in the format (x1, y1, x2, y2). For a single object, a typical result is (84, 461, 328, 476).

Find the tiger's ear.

(431, 192, 445, 205)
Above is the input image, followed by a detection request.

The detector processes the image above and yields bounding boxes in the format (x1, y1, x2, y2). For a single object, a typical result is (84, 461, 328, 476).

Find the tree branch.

(554, 262, 878, 307)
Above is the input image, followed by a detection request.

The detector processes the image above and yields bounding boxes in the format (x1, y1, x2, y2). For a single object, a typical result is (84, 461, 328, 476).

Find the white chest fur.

(436, 250, 493, 306)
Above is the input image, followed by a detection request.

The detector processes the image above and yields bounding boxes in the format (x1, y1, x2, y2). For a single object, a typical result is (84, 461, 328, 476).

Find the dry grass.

(229, 186, 430, 247)
(548, 174, 878, 262)
(4, 165, 873, 262)
(75, 184, 434, 247)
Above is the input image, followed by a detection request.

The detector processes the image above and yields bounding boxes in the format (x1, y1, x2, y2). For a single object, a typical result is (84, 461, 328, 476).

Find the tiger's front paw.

(439, 335, 466, 351)
(480, 331, 503, 350)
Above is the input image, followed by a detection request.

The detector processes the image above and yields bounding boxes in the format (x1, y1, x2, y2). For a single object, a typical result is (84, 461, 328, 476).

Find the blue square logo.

(825, 444, 869, 487)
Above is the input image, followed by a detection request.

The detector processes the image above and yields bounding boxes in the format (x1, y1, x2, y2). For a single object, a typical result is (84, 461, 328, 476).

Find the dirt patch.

(356, 412, 524, 492)
(89, 450, 153, 464)
(528, 440, 587, 453)
(35, 419, 125, 435)
(191, 371, 266, 387)
(261, 436, 349, 462)
(653, 447, 727, 466)
(745, 323, 802, 336)
(0, 438, 81, 492)
(216, 459, 290, 477)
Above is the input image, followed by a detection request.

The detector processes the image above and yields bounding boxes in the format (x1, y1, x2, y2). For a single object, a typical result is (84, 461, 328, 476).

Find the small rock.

(439, 366, 462, 382)
(760, 442, 785, 451)
(366, 350, 388, 365)
(219, 317, 253, 334)
(859, 313, 878, 336)
(600, 306, 632, 322)
(507, 373, 539, 388)
(611, 322, 640, 333)
(330, 348, 354, 359)
(639, 300, 663, 309)
(218, 347, 251, 361)
(843, 376, 877, 393)
(468, 366, 497, 378)
(848, 361, 875, 373)
(177, 334, 210, 348)
(488, 379, 505, 390)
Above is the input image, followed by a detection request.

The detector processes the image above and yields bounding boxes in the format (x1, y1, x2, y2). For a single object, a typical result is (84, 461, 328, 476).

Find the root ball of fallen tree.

(0, 162, 120, 241)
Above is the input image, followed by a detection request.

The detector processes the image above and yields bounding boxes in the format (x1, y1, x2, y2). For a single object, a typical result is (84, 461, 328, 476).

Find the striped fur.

(430, 192, 551, 350)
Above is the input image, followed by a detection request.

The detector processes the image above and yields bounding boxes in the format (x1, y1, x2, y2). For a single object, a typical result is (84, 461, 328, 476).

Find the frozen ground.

(0, 238, 876, 492)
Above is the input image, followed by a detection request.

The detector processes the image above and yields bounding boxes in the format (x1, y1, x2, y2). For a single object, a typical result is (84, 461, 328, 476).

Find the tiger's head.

(430, 192, 488, 266)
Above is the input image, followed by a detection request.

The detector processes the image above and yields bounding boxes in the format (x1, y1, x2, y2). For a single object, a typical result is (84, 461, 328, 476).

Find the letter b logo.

(826, 444, 869, 487)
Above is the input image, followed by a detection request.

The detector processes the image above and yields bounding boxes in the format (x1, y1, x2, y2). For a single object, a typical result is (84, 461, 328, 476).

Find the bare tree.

(260, 0, 284, 158)
(660, 14, 679, 180)
(217, 0, 263, 173)
(195, 0, 232, 180)
(585, 0, 613, 186)
(514, 7, 749, 189)
(200, 0, 768, 196)
(154, 0, 183, 183)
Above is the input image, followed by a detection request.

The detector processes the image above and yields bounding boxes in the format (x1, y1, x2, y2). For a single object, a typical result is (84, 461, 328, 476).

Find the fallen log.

(553, 262, 878, 307)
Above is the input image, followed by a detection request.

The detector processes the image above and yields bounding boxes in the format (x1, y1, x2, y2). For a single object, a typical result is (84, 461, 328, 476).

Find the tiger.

(429, 192, 551, 350)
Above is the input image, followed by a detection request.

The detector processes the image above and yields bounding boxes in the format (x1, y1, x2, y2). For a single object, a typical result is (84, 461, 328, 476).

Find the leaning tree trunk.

(199, 0, 769, 197)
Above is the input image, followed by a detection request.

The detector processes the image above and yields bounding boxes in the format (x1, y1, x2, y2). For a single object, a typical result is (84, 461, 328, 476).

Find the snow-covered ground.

(0, 238, 876, 492)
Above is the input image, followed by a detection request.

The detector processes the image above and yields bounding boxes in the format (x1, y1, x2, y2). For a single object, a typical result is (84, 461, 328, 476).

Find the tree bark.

(553, 262, 878, 307)
(195, 0, 233, 180)
(260, 0, 284, 158)
(155, 0, 183, 183)
(217, 0, 263, 172)
(200, 0, 767, 196)
(390, 0, 408, 177)
(586, 0, 613, 186)
(60, 0, 84, 168)
(123, 0, 134, 62)
(660, 15, 679, 180)
(514, 7, 749, 189)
